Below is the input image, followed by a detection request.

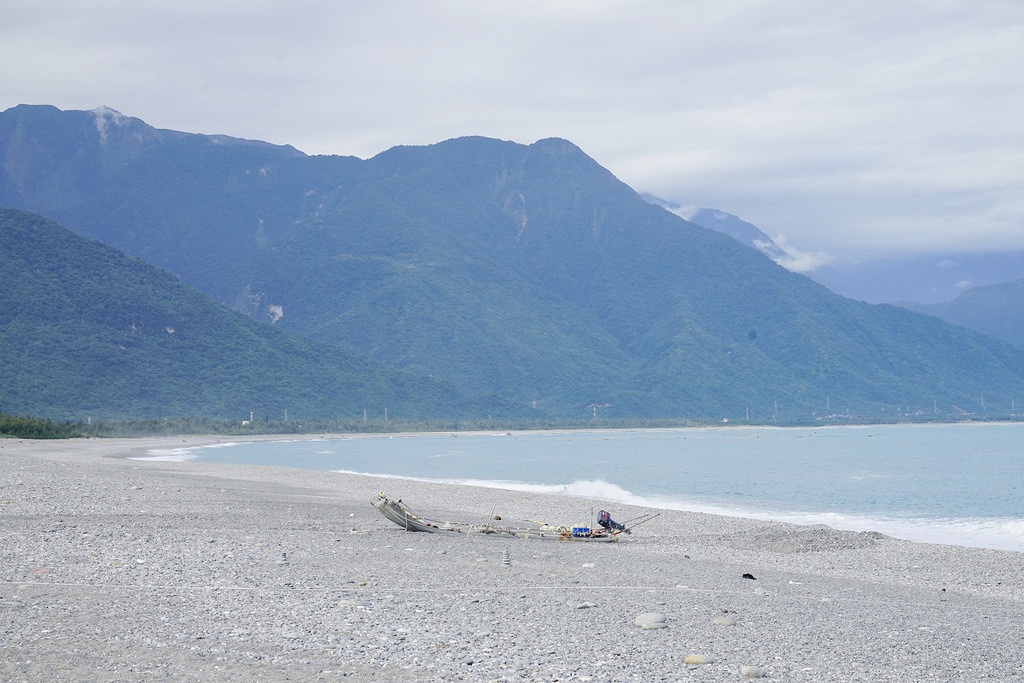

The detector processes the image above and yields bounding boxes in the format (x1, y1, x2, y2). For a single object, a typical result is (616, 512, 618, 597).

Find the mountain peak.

(89, 105, 135, 142)
(531, 136, 581, 151)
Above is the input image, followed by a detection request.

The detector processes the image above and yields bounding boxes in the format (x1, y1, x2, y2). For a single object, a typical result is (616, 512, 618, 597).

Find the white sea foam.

(134, 447, 199, 462)
(427, 450, 469, 458)
(339, 470, 1024, 552)
(665, 503, 1024, 553)
(607, 489, 1024, 552)
(133, 441, 239, 462)
(763, 510, 1024, 552)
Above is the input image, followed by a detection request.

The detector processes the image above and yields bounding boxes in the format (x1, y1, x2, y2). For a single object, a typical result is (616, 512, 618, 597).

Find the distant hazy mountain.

(641, 195, 791, 262)
(641, 193, 1024, 306)
(897, 280, 1024, 349)
(4, 104, 1024, 421)
(0, 206, 512, 421)
(811, 253, 1024, 305)
(645, 197, 1024, 347)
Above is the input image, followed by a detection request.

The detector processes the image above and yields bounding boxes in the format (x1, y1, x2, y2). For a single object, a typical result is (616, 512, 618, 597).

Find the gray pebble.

(634, 613, 668, 629)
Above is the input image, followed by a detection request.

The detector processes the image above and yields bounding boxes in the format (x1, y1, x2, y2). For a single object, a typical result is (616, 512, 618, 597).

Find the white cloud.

(664, 204, 700, 221)
(766, 235, 833, 274)
(3, 0, 1023, 257)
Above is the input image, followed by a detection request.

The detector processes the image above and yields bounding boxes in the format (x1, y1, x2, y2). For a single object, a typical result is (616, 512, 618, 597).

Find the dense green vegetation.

(899, 280, 1024, 349)
(214, 137, 1024, 419)
(0, 207, 525, 421)
(4, 410, 1023, 441)
(0, 413, 90, 439)
(4, 105, 1024, 422)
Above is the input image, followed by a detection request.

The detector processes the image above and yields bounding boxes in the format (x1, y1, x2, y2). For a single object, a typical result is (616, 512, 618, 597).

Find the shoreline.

(129, 431, 1024, 554)
(3, 436, 1023, 680)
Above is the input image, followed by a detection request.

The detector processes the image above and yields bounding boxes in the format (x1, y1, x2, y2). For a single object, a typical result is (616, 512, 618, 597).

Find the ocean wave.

(333, 470, 645, 501)
(133, 440, 240, 462)
(337, 469, 1024, 552)
(133, 447, 201, 462)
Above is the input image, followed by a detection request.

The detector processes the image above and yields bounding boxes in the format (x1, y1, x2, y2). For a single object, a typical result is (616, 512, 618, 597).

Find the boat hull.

(372, 494, 619, 542)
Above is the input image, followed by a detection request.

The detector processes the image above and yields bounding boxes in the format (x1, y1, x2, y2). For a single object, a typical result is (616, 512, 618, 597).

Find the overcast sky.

(3, 0, 1023, 266)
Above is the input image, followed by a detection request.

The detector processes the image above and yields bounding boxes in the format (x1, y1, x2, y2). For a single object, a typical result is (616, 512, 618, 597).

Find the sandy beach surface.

(2, 435, 1022, 682)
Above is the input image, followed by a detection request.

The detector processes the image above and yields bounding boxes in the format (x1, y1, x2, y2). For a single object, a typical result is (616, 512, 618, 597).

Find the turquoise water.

(150, 423, 1024, 552)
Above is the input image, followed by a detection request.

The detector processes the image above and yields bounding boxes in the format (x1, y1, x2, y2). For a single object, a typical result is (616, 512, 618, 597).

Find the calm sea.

(147, 423, 1024, 552)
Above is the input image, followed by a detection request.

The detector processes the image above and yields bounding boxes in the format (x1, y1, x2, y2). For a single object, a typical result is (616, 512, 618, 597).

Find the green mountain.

(0, 206, 516, 421)
(0, 104, 302, 214)
(4, 104, 1024, 420)
(898, 280, 1024, 349)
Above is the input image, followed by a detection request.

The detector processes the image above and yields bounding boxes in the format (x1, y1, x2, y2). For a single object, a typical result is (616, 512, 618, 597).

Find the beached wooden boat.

(372, 493, 656, 542)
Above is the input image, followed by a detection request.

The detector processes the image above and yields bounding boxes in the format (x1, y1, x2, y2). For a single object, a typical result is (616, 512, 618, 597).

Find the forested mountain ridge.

(648, 193, 1024, 349)
(0, 206, 517, 421)
(4, 104, 1024, 420)
(897, 280, 1024, 350)
(0, 104, 303, 214)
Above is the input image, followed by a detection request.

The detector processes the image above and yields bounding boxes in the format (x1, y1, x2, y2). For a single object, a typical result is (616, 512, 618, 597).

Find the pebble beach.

(2, 435, 1022, 681)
